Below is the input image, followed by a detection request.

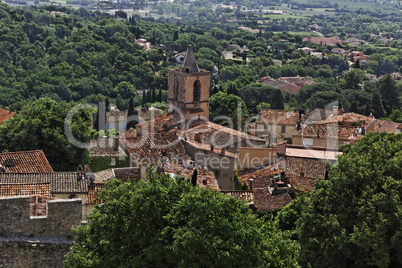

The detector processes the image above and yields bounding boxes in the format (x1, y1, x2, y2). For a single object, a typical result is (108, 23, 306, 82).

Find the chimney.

(249, 179, 254, 190)
(277, 142, 286, 155)
(332, 106, 339, 116)
(194, 132, 203, 143)
(349, 137, 356, 146)
(113, 136, 119, 151)
(210, 144, 214, 152)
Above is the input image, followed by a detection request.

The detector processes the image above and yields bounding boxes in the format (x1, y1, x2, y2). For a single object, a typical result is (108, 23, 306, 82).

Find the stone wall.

(238, 147, 277, 170)
(0, 239, 71, 268)
(0, 196, 82, 239)
(285, 156, 326, 179)
(0, 196, 82, 267)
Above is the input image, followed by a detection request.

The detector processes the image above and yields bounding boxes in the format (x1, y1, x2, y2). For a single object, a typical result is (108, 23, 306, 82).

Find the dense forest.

(0, 2, 401, 120)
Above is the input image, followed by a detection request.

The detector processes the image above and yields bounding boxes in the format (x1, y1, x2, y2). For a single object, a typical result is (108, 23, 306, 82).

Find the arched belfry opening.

(174, 79, 179, 100)
(193, 80, 201, 102)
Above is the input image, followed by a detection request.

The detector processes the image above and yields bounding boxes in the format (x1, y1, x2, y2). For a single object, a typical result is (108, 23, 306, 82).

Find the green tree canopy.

(297, 133, 402, 267)
(209, 91, 248, 123)
(64, 171, 300, 267)
(0, 98, 91, 171)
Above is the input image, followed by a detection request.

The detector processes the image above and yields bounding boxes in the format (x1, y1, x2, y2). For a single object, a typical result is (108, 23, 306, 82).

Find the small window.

(273, 138, 277, 144)
(193, 80, 201, 102)
(264, 124, 269, 131)
(185, 68, 190, 73)
(281, 126, 286, 133)
(173, 79, 179, 100)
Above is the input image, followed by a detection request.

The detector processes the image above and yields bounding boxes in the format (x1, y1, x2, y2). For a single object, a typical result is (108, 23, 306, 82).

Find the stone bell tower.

(168, 45, 210, 120)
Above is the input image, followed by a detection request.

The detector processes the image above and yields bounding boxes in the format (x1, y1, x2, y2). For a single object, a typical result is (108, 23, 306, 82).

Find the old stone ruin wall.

(0, 196, 82, 268)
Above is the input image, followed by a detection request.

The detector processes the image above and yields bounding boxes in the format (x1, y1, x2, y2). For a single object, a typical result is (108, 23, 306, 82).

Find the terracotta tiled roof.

(284, 156, 327, 179)
(285, 147, 341, 161)
(120, 130, 187, 163)
(302, 36, 342, 46)
(253, 188, 292, 211)
(182, 140, 237, 158)
(0, 173, 88, 194)
(305, 108, 332, 123)
(0, 183, 51, 197)
(185, 122, 264, 148)
(372, 120, 402, 134)
(238, 165, 282, 188)
(292, 123, 363, 140)
(0, 108, 15, 124)
(164, 164, 220, 191)
(89, 138, 125, 157)
(259, 77, 289, 88)
(136, 113, 175, 133)
(0, 150, 53, 173)
(256, 109, 298, 125)
(221, 190, 254, 202)
(318, 112, 376, 128)
(278, 83, 302, 95)
(288, 174, 315, 192)
(94, 168, 115, 183)
(86, 183, 106, 204)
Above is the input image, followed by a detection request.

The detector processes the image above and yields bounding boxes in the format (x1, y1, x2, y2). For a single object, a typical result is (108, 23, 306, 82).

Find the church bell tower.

(168, 45, 210, 120)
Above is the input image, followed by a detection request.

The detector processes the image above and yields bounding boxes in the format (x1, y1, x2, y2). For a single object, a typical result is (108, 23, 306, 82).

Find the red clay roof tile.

(0, 150, 53, 173)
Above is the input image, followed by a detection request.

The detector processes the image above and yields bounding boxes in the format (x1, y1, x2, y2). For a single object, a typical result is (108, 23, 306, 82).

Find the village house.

(172, 51, 186, 63)
(346, 51, 370, 63)
(331, 48, 345, 54)
(302, 36, 343, 46)
(292, 108, 377, 149)
(258, 76, 316, 95)
(0, 172, 91, 217)
(0, 108, 15, 124)
(251, 109, 299, 145)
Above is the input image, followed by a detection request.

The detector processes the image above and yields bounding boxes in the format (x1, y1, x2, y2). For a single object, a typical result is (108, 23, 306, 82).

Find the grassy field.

(90, 156, 127, 172)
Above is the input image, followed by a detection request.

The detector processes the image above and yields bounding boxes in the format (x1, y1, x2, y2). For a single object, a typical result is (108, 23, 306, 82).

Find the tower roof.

(179, 45, 200, 73)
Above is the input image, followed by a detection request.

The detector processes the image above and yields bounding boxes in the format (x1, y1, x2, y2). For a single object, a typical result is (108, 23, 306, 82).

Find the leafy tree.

(306, 91, 349, 111)
(297, 133, 402, 268)
(209, 92, 248, 123)
(113, 81, 136, 99)
(271, 89, 285, 110)
(238, 83, 276, 113)
(380, 109, 402, 123)
(64, 171, 300, 267)
(343, 69, 369, 90)
(0, 98, 90, 171)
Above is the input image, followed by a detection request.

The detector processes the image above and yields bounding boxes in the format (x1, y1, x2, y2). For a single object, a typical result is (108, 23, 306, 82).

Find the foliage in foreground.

(296, 132, 402, 267)
(64, 172, 300, 267)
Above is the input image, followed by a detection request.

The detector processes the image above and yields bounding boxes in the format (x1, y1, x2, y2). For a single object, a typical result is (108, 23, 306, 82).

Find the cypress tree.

(105, 98, 110, 112)
(159, 88, 162, 102)
(146, 90, 151, 104)
(271, 89, 285, 110)
(142, 89, 146, 105)
(151, 88, 156, 103)
(371, 92, 385, 118)
(173, 31, 179, 41)
(127, 97, 139, 129)
(191, 169, 198, 186)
